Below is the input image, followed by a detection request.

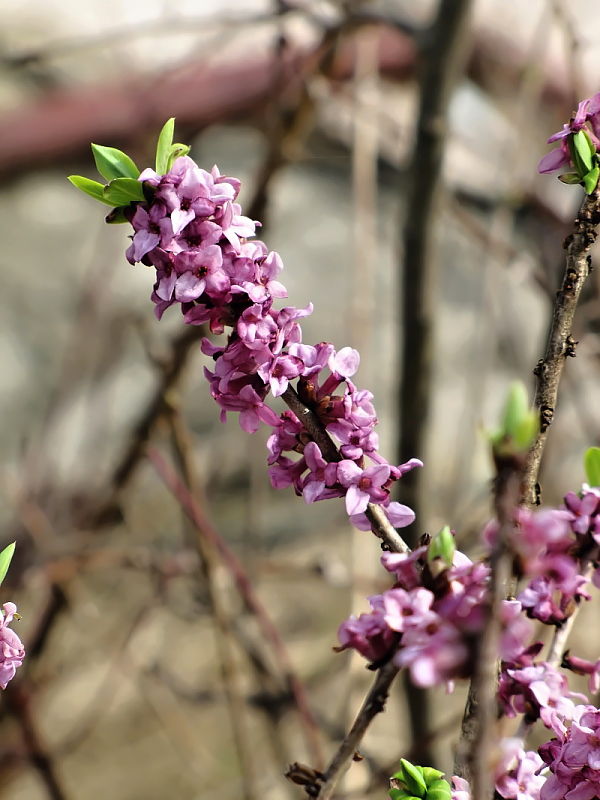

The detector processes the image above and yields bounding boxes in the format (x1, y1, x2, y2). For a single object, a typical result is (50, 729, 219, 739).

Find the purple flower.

(0, 603, 24, 689)
(495, 740, 545, 800)
(117, 150, 420, 532)
(337, 595, 397, 663)
(126, 203, 174, 263)
(382, 587, 435, 633)
(538, 93, 600, 174)
(394, 615, 469, 688)
(451, 777, 471, 800)
(337, 460, 390, 515)
(562, 652, 600, 694)
(539, 707, 600, 800)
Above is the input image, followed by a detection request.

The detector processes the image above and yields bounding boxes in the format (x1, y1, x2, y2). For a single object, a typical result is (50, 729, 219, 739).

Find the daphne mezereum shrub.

(69, 101, 600, 800)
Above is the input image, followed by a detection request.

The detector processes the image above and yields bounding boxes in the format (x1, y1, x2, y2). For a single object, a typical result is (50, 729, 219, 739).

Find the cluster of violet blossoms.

(337, 543, 532, 689)
(0, 603, 25, 689)
(538, 92, 600, 175)
(124, 156, 420, 530)
(339, 485, 599, 718)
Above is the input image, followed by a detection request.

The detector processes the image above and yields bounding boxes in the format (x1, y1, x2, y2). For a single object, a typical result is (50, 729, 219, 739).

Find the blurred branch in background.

(397, 0, 474, 768)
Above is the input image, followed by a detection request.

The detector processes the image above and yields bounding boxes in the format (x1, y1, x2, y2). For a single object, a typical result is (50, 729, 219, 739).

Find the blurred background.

(1, 0, 600, 798)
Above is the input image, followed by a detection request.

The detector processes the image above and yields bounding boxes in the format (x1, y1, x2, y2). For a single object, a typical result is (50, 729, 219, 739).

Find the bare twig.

(397, 0, 473, 766)
(167, 408, 260, 800)
(460, 459, 521, 796)
(397, 0, 474, 541)
(4, 682, 70, 800)
(85, 325, 202, 525)
(545, 566, 594, 666)
(148, 446, 324, 768)
(313, 661, 399, 800)
(523, 186, 600, 506)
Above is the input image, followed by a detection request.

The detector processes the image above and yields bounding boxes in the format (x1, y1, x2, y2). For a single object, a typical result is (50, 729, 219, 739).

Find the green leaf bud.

(398, 759, 427, 797)
(421, 768, 445, 787)
(427, 525, 455, 567)
(584, 447, 600, 487)
(0, 542, 15, 587)
(583, 166, 599, 194)
(155, 118, 175, 175)
(91, 144, 140, 181)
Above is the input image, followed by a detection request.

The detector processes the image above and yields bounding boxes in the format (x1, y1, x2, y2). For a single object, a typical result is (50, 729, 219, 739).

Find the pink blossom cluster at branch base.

(450, 740, 546, 800)
(538, 92, 600, 173)
(337, 546, 533, 688)
(339, 486, 600, 695)
(0, 602, 25, 689)
(122, 155, 420, 530)
(484, 487, 600, 626)
(539, 706, 600, 800)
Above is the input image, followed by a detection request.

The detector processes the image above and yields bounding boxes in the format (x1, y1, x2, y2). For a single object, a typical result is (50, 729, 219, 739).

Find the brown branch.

(396, 0, 473, 767)
(281, 386, 410, 554)
(85, 325, 202, 526)
(523, 186, 600, 505)
(167, 408, 260, 800)
(3, 682, 70, 800)
(312, 661, 399, 800)
(459, 459, 520, 796)
(148, 446, 324, 768)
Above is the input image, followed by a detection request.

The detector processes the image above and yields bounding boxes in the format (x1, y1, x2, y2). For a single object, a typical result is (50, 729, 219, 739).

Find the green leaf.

(573, 130, 595, 172)
(165, 142, 190, 172)
(105, 207, 130, 224)
(495, 381, 538, 452)
(91, 144, 140, 181)
(155, 118, 175, 175)
(389, 793, 420, 800)
(502, 382, 528, 438)
(68, 175, 116, 206)
(102, 177, 146, 206)
(425, 781, 451, 800)
(583, 166, 599, 194)
(584, 447, 600, 487)
(421, 768, 445, 788)
(427, 525, 455, 567)
(558, 172, 584, 185)
(399, 760, 427, 797)
(0, 542, 15, 587)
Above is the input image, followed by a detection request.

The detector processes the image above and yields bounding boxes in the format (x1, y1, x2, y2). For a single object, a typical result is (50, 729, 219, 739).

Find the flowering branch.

(314, 661, 399, 800)
(525, 99, 600, 504)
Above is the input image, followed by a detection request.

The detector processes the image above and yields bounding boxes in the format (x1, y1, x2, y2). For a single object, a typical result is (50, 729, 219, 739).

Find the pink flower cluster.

(339, 488, 600, 696)
(337, 546, 532, 688)
(0, 602, 25, 689)
(538, 92, 600, 174)
(540, 706, 600, 800)
(489, 498, 596, 626)
(124, 155, 420, 529)
(451, 741, 545, 800)
(498, 659, 584, 735)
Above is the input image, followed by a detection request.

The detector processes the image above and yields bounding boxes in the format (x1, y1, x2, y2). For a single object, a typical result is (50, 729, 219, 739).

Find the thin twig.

(148, 446, 324, 768)
(396, 0, 474, 766)
(314, 661, 399, 800)
(168, 408, 260, 800)
(3, 682, 70, 800)
(85, 325, 201, 525)
(546, 566, 593, 666)
(523, 186, 600, 506)
(461, 461, 521, 797)
(397, 0, 474, 547)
